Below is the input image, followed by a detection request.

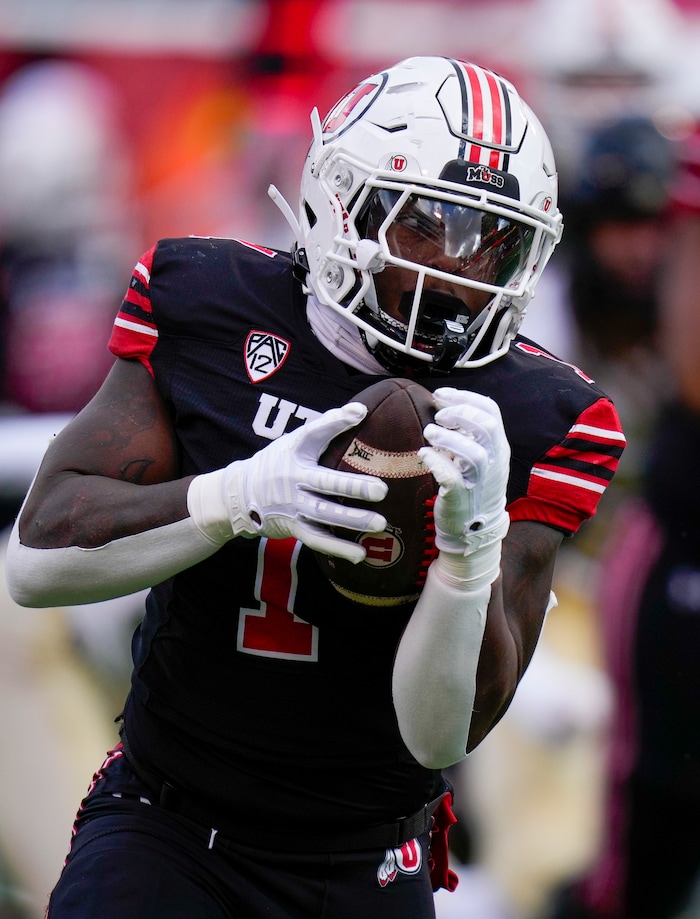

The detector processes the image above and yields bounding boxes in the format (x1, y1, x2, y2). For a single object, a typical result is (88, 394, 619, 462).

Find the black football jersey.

(109, 236, 625, 843)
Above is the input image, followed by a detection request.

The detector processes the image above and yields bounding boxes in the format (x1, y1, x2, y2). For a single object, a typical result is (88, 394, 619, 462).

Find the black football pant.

(45, 791, 437, 919)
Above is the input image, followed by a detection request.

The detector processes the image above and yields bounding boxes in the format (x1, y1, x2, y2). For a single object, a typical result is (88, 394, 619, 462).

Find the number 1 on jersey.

(237, 537, 319, 661)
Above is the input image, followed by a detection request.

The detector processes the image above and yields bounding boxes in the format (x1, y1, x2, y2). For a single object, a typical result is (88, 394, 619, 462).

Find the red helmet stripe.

(484, 69, 504, 167)
(323, 81, 377, 134)
(460, 62, 506, 169)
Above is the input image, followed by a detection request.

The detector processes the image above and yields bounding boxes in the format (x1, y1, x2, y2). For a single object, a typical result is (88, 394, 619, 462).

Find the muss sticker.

(245, 331, 290, 382)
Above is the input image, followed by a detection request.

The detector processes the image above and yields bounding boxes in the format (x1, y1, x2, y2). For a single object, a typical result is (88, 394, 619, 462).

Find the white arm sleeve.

(391, 543, 501, 769)
(6, 514, 222, 608)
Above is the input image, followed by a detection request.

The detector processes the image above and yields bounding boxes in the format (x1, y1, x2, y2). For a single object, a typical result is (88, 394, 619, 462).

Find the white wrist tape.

(392, 559, 492, 769)
(187, 468, 245, 542)
(6, 515, 221, 608)
(434, 540, 503, 591)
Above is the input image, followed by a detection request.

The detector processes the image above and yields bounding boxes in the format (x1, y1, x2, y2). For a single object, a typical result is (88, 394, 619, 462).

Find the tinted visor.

(362, 189, 535, 288)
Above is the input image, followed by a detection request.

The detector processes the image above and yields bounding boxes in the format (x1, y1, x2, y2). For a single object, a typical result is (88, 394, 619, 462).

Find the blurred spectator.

(523, 114, 676, 498)
(541, 121, 700, 919)
(0, 58, 140, 919)
(0, 58, 135, 421)
(0, 57, 137, 534)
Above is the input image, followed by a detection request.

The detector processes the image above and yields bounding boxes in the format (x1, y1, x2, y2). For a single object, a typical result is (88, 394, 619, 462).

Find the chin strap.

(359, 322, 467, 377)
(358, 329, 422, 378)
(431, 319, 471, 371)
(291, 243, 310, 284)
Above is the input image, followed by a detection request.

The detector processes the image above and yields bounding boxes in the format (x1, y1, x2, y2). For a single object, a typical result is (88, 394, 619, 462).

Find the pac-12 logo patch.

(377, 839, 422, 887)
(245, 331, 290, 382)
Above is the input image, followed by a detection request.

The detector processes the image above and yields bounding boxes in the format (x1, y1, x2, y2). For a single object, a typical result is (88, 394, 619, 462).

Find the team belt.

(120, 736, 447, 852)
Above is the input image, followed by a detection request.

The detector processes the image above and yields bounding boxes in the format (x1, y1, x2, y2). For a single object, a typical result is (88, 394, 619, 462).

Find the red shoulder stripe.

(109, 244, 158, 375)
(508, 398, 626, 533)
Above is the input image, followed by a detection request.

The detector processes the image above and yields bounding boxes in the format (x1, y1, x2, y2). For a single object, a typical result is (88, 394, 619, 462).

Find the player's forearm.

(18, 471, 194, 549)
(6, 513, 223, 608)
(392, 546, 501, 769)
(6, 472, 221, 608)
(465, 523, 562, 748)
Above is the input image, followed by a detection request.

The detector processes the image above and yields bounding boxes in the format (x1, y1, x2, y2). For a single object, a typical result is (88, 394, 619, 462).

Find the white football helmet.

(271, 56, 563, 372)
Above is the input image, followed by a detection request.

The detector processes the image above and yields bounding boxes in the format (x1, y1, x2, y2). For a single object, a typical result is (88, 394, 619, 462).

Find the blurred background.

(0, 1, 699, 917)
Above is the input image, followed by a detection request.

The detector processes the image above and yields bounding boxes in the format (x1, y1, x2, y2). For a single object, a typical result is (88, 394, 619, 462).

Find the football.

(316, 378, 439, 607)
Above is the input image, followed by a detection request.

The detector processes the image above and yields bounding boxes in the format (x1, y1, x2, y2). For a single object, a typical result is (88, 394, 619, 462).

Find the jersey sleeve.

(109, 243, 159, 375)
(507, 396, 626, 533)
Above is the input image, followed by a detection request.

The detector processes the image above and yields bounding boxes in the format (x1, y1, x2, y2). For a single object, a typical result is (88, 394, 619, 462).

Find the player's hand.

(187, 403, 387, 563)
(419, 388, 510, 558)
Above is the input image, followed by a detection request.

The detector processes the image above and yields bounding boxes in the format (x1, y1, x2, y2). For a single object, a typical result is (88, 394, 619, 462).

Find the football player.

(6, 57, 624, 918)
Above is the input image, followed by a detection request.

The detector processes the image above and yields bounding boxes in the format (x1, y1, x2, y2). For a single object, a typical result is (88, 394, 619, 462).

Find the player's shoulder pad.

(149, 236, 296, 337)
(510, 335, 597, 385)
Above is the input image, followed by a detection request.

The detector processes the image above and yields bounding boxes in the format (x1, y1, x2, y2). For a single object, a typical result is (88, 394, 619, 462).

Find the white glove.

(419, 388, 510, 583)
(187, 402, 388, 563)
